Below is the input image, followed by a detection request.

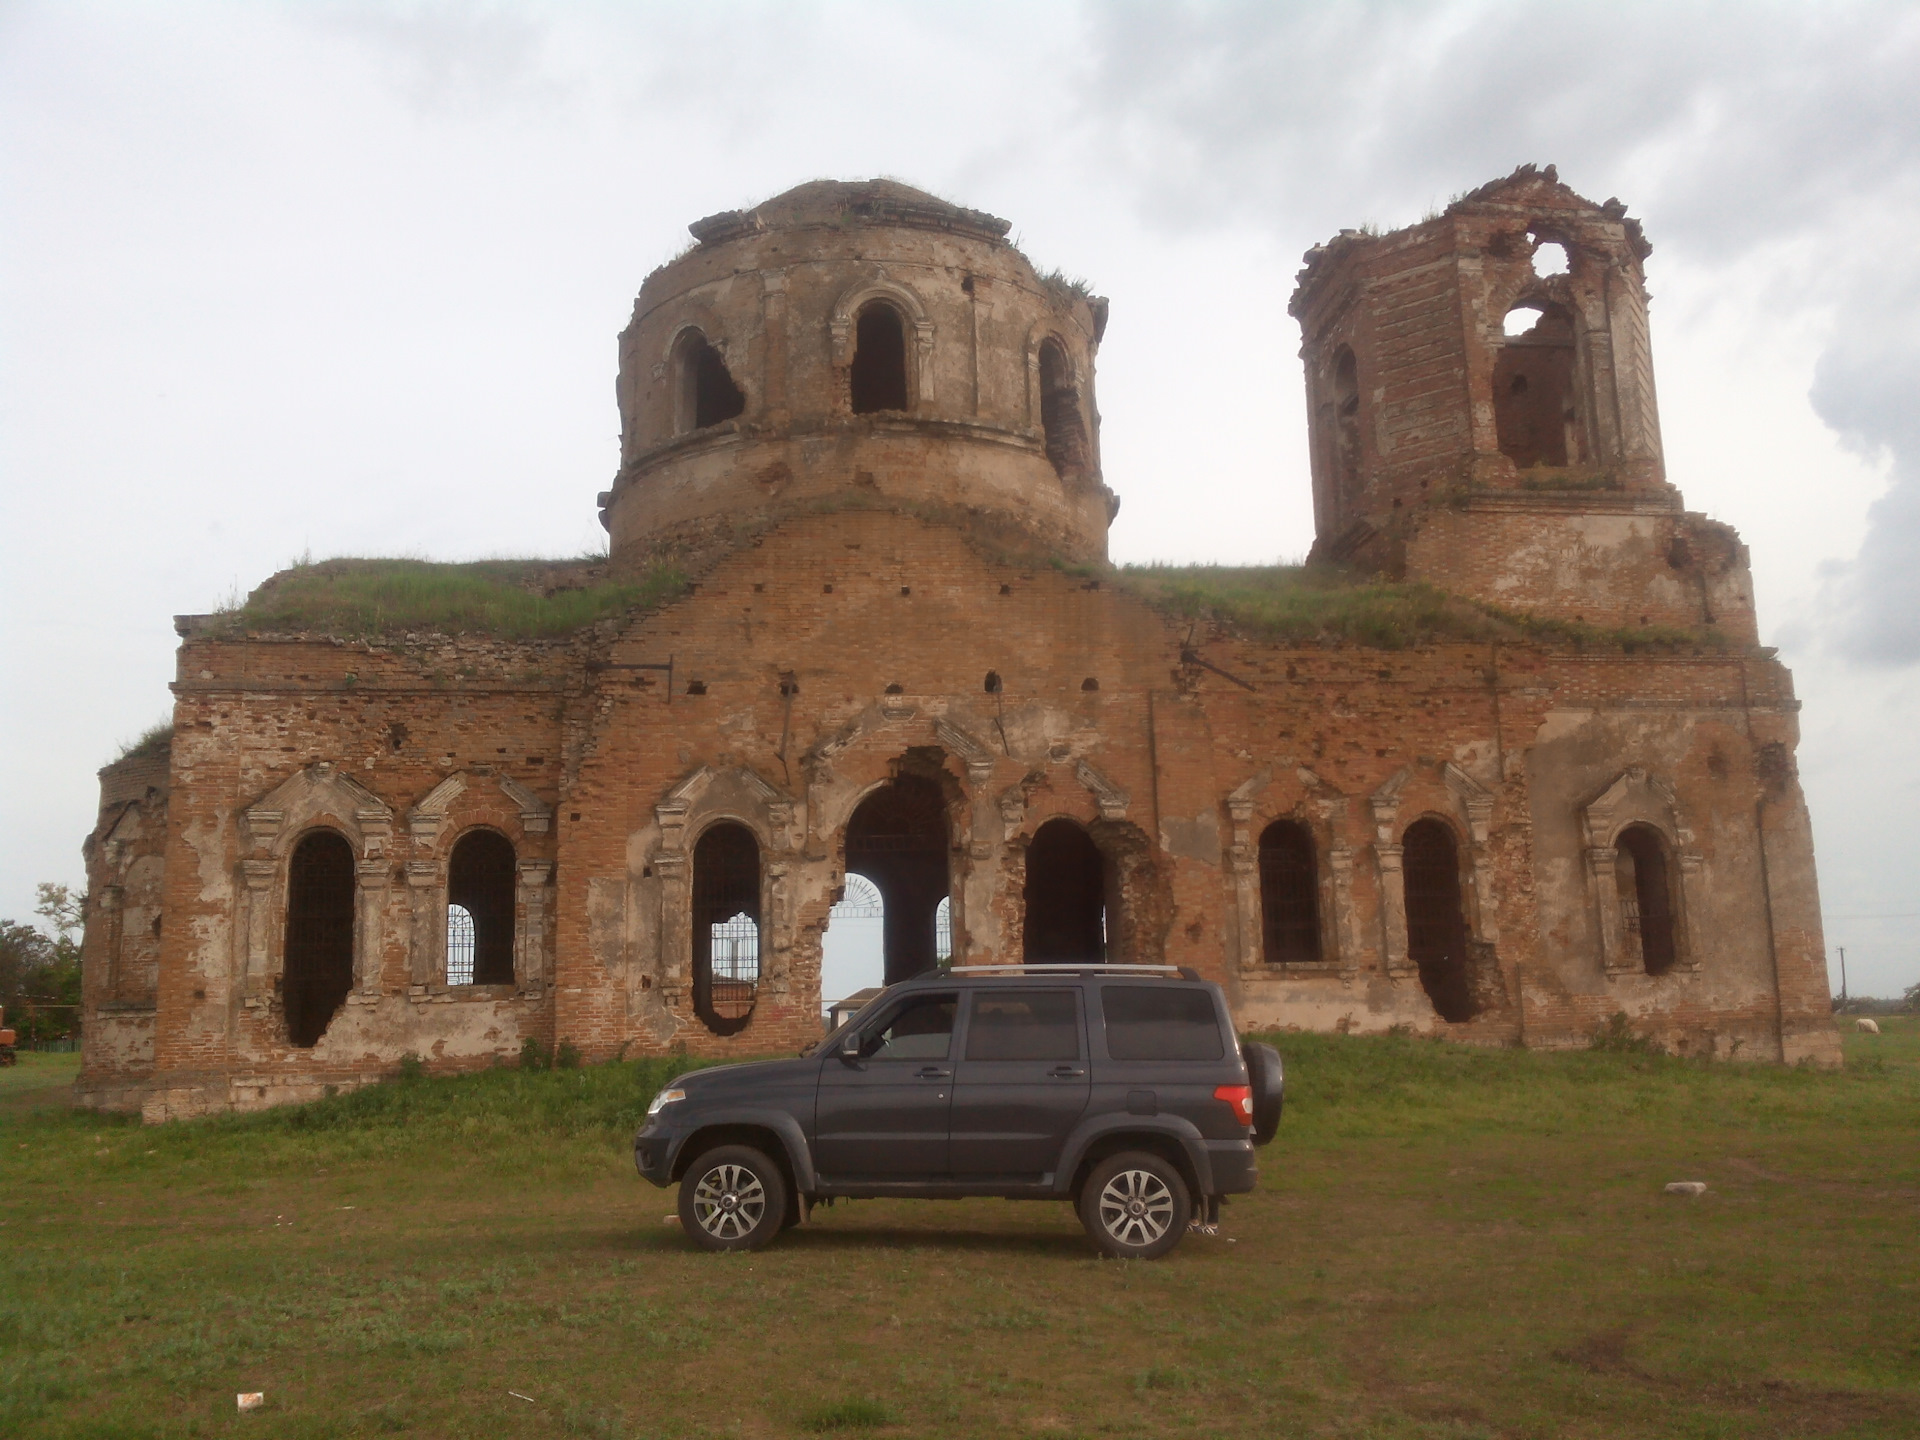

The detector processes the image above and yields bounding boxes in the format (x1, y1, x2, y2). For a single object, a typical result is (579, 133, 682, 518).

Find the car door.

(947, 987, 1090, 1182)
(813, 990, 957, 1182)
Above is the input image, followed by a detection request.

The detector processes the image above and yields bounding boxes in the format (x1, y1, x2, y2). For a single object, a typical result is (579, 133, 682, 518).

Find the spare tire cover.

(1242, 1041, 1283, 1144)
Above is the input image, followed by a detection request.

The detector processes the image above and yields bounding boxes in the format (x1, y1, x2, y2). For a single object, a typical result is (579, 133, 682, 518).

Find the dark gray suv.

(634, 964, 1283, 1259)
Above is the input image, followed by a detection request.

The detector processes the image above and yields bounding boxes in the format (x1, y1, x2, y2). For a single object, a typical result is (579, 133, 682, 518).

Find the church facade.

(78, 169, 1839, 1120)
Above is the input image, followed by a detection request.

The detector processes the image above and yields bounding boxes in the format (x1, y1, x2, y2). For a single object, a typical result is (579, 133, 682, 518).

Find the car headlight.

(645, 1086, 686, 1117)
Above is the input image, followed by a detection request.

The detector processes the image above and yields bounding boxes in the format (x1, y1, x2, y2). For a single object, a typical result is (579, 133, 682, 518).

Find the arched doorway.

(1403, 819, 1476, 1022)
(285, 829, 355, 1047)
(844, 774, 949, 984)
(1023, 818, 1106, 963)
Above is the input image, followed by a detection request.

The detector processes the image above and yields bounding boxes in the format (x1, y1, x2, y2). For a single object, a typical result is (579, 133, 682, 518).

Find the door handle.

(916, 1067, 952, 1080)
(1049, 1066, 1086, 1078)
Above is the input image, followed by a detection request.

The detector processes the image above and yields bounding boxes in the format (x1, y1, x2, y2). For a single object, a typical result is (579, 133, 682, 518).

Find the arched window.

(1038, 336, 1090, 477)
(1403, 819, 1476, 1023)
(845, 775, 948, 984)
(850, 301, 909, 413)
(1615, 824, 1678, 976)
(692, 822, 761, 1034)
(1258, 820, 1320, 964)
(284, 829, 355, 1047)
(1493, 302, 1580, 468)
(448, 829, 516, 986)
(1331, 346, 1361, 511)
(1023, 819, 1106, 963)
(673, 329, 745, 434)
(934, 895, 952, 963)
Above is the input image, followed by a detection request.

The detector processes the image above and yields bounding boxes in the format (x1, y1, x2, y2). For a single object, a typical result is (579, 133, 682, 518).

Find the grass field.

(3, 1023, 1917, 1440)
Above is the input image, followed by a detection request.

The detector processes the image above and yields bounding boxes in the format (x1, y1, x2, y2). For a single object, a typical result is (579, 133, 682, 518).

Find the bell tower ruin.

(1292, 164, 1756, 640)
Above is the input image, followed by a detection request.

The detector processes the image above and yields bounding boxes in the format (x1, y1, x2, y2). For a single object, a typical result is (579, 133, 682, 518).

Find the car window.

(861, 994, 957, 1061)
(964, 989, 1081, 1061)
(1101, 985, 1225, 1061)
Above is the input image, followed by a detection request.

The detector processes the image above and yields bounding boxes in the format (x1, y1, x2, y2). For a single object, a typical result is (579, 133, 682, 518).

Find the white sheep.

(1855, 1017, 1881, 1034)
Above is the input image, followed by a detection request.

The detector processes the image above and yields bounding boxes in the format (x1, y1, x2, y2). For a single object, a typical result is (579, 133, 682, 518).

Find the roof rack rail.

(944, 963, 1201, 979)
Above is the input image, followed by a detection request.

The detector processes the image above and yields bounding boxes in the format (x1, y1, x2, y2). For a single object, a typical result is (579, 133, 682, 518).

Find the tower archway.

(844, 774, 949, 983)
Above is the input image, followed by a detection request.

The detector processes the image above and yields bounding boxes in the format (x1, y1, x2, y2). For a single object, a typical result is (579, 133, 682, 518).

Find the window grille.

(446, 904, 476, 986)
(832, 873, 885, 919)
(935, 895, 952, 962)
(707, 911, 760, 1020)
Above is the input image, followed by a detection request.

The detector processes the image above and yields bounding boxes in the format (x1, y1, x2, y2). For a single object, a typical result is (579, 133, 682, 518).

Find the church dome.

(600, 178, 1114, 570)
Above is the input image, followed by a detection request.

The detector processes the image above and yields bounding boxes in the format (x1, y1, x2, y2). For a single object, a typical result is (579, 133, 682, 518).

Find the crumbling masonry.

(79, 168, 1839, 1119)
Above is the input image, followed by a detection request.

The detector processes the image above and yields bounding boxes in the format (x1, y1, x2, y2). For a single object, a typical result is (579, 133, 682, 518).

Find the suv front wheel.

(678, 1144, 788, 1252)
(1079, 1151, 1192, 1260)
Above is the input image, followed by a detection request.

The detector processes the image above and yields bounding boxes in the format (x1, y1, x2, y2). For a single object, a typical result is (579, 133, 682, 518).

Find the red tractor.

(0, 1004, 17, 1067)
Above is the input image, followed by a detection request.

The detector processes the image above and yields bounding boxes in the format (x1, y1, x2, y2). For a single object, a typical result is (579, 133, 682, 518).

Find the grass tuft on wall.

(1115, 562, 1729, 652)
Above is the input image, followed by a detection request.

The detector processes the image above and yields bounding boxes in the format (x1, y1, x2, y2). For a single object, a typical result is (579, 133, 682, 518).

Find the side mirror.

(837, 1032, 863, 1060)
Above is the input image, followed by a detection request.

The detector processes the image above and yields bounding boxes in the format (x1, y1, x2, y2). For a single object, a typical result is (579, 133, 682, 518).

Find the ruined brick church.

(79, 166, 1839, 1119)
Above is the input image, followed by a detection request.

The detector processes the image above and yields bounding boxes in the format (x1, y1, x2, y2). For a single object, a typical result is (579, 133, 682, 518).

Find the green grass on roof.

(215, 557, 686, 641)
(1114, 563, 1728, 652)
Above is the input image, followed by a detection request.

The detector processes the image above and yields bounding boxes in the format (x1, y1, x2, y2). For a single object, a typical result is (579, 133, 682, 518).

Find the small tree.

(0, 883, 88, 1045)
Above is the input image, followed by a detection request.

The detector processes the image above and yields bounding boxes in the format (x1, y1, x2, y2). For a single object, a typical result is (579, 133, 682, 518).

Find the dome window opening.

(850, 301, 910, 413)
(1530, 237, 1570, 276)
(1493, 302, 1581, 468)
(448, 829, 517, 985)
(674, 330, 746, 434)
(1038, 337, 1091, 478)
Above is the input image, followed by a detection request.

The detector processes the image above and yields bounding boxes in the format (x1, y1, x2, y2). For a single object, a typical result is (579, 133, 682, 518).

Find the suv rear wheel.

(1079, 1151, 1191, 1260)
(678, 1144, 788, 1252)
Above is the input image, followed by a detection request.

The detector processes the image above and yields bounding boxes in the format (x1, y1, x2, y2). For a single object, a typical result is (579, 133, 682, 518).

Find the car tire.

(1243, 1041, 1283, 1144)
(1078, 1151, 1192, 1260)
(677, 1144, 788, 1252)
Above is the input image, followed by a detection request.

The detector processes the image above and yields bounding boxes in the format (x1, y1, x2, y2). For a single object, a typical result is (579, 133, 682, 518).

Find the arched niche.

(650, 765, 796, 1027)
(1581, 768, 1701, 977)
(238, 763, 394, 1011)
(404, 771, 554, 994)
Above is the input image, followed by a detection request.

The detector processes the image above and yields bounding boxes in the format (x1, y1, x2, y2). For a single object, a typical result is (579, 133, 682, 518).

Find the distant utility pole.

(1837, 946, 1848, 1007)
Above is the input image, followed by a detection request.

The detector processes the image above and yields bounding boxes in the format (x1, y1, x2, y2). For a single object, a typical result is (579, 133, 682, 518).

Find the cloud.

(1812, 259, 1920, 664)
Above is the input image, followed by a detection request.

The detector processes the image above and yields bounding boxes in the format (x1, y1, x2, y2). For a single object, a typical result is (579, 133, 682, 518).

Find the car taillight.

(1214, 1084, 1254, 1125)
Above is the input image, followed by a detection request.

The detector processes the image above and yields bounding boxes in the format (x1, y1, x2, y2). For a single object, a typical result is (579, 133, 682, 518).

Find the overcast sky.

(4, 1, 1918, 996)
